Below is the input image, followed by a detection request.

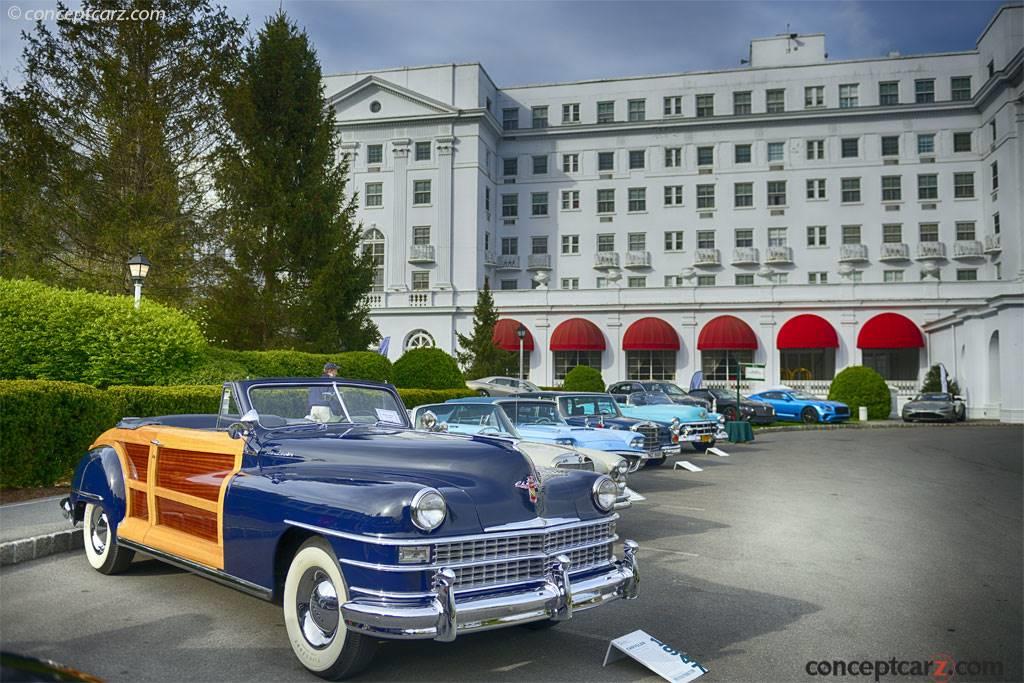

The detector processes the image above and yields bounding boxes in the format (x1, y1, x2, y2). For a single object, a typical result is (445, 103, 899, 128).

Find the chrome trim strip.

(483, 516, 580, 532)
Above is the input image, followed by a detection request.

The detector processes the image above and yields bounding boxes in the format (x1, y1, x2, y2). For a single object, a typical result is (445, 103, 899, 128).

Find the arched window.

(362, 228, 385, 292)
(404, 329, 435, 351)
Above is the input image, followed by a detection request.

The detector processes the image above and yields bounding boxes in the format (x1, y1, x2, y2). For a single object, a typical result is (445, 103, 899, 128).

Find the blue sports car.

(747, 389, 851, 423)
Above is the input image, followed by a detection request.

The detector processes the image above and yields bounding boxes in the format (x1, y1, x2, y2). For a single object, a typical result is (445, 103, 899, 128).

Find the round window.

(370, 100, 382, 113)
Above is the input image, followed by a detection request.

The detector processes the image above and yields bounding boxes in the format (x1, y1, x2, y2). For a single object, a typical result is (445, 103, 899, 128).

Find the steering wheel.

(478, 426, 501, 435)
(535, 417, 555, 425)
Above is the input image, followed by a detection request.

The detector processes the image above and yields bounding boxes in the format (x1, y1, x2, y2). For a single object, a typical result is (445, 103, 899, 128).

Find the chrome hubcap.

(90, 507, 108, 555)
(296, 568, 339, 649)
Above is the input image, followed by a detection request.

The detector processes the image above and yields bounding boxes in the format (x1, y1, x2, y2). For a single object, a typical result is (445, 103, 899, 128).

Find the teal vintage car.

(616, 392, 723, 451)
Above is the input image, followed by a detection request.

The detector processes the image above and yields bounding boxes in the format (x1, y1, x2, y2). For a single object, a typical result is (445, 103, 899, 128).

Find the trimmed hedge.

(183, 348, 394, 384)
(393, 348, 465, 389)
(107, 385, 221, 417)
(0, 278, 206, 386)
(563, 366, 605, 392)
(396, 388, 475, 409)
(828, 366, 892, 420)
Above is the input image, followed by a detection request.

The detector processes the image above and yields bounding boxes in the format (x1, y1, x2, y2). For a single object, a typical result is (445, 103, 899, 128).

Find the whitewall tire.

(83, 502, 134, 574)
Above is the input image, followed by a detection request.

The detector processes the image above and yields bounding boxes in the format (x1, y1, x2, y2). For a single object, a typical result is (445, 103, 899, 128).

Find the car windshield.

(706, 388, 736, 400)
(916, 393, 950, 401)
(417, 403, 519, 437)
(632, 392, 673, 405)
(651, 383, 686, 396)
(500, 401, 565, 426)
(559, 396, 621, 417)
(789, 391, 819, 400)
(246, 382, 408, 429)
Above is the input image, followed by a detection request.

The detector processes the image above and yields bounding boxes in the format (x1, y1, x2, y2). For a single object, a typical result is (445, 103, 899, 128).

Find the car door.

(609, 383, 632, 401)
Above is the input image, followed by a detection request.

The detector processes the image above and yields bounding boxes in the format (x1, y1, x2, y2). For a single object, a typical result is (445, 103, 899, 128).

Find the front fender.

(68, 445, 126, 525)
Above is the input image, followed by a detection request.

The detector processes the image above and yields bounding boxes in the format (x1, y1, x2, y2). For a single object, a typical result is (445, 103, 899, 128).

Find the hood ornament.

(514, 475, 540, 504)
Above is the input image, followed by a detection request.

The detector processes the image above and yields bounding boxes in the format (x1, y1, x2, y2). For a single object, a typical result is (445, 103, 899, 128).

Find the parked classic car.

(747, 389, 851, 423)
(465, 376, 541, 396)
(902, 392, 967, 422)
(607, 381, 711, 410)
(60, 378, 639, 680)
(614, 392, 724, 453)
(687, 387, 776, 424)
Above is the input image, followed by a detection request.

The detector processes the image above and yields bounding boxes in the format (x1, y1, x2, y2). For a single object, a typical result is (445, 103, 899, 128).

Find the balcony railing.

(915, 241, 947, 259)
(526, 253, 552, 271)
(363, 292, 386, 308)
(694, 248, 721, 266)
(731, 247, 759, 265)
(496, 255, 521, 270)
(984, 234, 1001, 254)
(408, 291, 432, 307)
(838, 244, 869, 262)
(408, 244, 435, 263)
(785, 380, 832, 397)
(765, 245, 793, 264)
(594, 252, 620, 269)
(483, 250, 497, 266)
(952, 240, 983, 258)
(878, 243, 910, 262)
(624, 250, 651, 268)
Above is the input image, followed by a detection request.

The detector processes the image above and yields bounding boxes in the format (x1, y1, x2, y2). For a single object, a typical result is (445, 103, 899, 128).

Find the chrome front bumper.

(341, 541, 639, 641)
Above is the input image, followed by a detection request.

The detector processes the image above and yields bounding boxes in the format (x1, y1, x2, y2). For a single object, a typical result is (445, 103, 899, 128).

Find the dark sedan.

(902, 392, 966, 422)
(688, 387, 775, 423)
(607, 381, 711, 409)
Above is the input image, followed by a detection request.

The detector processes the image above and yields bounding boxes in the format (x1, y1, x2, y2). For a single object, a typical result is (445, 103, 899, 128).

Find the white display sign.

(743, 365, 766, 380)
(374, 408, 403, 424)
(673, 461, 702, 472)
(604, 629, 708, 683)
(706, 447, 730, 457)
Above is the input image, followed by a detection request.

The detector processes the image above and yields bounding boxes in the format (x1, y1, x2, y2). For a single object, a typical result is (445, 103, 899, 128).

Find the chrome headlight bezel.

(410, 487, 447, 532)
(629, 435, 645, 449)
(592, 475, 618, 512)
(555, 437, 577, 447)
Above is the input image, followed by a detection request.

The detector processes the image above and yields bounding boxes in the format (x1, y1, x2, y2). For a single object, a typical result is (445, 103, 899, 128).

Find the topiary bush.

(393, 348, 465, 389)
(828, 366, 892, 420)
(563, 365, 605, 392)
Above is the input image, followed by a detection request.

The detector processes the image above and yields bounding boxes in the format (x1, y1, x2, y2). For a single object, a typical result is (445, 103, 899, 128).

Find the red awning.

(697, 315, 758, 350)
(623, 317, 680, 351)
(857, 313, 924, 349)
(777, 314, 839, 349)
(493, 319, 535, 351)
(550, 318, 606, 351)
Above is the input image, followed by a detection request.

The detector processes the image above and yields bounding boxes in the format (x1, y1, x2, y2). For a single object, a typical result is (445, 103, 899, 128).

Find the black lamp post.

(516, 324, 527, 381)
(127, 253, 151, 310)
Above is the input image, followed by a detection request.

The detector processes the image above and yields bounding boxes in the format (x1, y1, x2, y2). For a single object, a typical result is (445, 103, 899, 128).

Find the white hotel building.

(325, 3, 1023, 422)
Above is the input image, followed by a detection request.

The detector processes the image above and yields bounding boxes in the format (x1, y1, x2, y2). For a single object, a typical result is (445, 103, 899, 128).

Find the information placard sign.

(603, 629, 708, 683)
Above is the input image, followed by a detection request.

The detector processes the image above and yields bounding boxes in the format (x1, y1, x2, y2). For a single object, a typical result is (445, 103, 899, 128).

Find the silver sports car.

(902, 392, 966, 422)
(465, 376, 541, 396)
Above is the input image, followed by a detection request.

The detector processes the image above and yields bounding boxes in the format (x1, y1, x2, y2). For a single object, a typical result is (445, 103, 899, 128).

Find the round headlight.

(411, 488, 447, 532)
(616, 460, 629, 477)
(592, 476, 618, 512)
(421, 410, 437, 430)
(555, 437, 576, 447)
(717, 415, 726, 424)
(629, 436, 644, 449)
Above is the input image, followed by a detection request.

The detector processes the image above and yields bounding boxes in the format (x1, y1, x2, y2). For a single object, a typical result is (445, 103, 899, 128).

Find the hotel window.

(562, 103, 580, 123)
(734, 144, 752, 163)
(413, 180, 431, 205)
(501, 237, 518, 255)
(697, 146, 714, 166)
(882, 224, 902, 243)
(734, 182, 753, 207)
(766, 89, 785, 113)
(766, 181, 786, 206)
(562, 153, 579, 173)
(366, 144, 383, 165)
(531, 236, 548, 255)
(628, 187, 647, 212)
(502, 108, 518, 130)
(917, 174, 938, 200)
(807, 225, 827, 247)
(804, 85, 824, 108)
(883, 270, 904, 283)
(364, 182, 383, 207)
(955, 221, 975, 241)
(767, 227, 787, 247)
(696, 93, 714, 117)
(808, 272, 828, 284)
(696, 275, 716, 287)
(532, 155, 548, 175)
(806, 139, 824, 160)
(767, 142, 784, 162)
(503, 157, 518, 176)
(501, 193, 518, 218)
(412, 226, 431, 246)
(597, 189, 615, 213)
(917, 133, 935, 155)
(951, 76, 971, 101)
(665, 147, 682, 168)
(696, 184, 715, 209)
(919, 223, 939, 242)
(598, 151, 615, 171)
(879, 81, 899, 105)
(665, 275, 684, 287)
(628, 99, 646, 122)
(839, 83, 859, 108)
(362, 229, 385, 291)
(991, 162, 999, 190)
(993, 212, 1000, 234)
(561, 278, 579, 290)
(561, 234, 580, 254)
(628, 149, 646, 169)
(703, 349, 752, 381)
(954, 172, 974, 198)
(989, 119, 996, 142)
(627, 349, 675, 380)
(561, 190, 580, 210)
(841, 177, 861, 203)
(531, 192, 548, 216)
(665, 231, 684, 251)
(914, 79, 935, 103)
(842, 225, 861, 244)
(733, 91, 751, 115)
(414, 141, 431, 161)
(411, 271, 430, 290)
(485, 188, 490, 211)
(696, 230, 715, 249)
(664, 95, 682, 116)
(531, 106, 548, 128)
(881, 136, 899, 157)
(735, 274, 754, 286)
(500, 279, 518, 290)
(628, 276, 647, 288)
(597, 234, 615, 252)
(554, 352, 601, 381)
(881, 176, 902, 202)
(841, 137, 859, 158)
(956, 269, 977, 281)
(664, 185, 684, 206)
(806, 178, 826, 200)
(597, 100, 615, 123)
(849, 271, 863, 282)
(953, 132, 972, 152)
(735, 229, 753, 248)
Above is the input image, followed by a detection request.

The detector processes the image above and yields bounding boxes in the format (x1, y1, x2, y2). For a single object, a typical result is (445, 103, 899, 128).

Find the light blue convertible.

(616, 392, 725, 451)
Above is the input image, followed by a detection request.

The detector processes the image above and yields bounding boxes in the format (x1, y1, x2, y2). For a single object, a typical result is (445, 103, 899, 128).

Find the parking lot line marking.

(652, 504, 706, 512)
(493, 661, 533, 672)
(647, 546, 701, 558)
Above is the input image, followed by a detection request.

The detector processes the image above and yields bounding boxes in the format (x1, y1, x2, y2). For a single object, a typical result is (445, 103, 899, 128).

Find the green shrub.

(921, 364, 960, 395)
(106, 385, 221, 417)
(393, 348, 465, 389)
(166, 356, 250, 385)
(0, 279, 206, 386)
(396, 387, 476, 409)
(0, 381, 120, 488)
(202, 347, 393, 383)
(563, 366, 605, 392)
(828, 366, 892, 420)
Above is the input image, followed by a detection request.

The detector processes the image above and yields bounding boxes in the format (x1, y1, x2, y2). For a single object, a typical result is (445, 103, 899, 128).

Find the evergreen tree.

(456, 281, 517, 378)
(921, 364, 960, 395)
(0, 0, 244, 303)
(207, 12, 378, 351)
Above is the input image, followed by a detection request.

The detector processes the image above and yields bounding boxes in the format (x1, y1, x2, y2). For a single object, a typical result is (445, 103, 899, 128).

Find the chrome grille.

(834, 406, 850, 416)
(452, 558, 543, 589)
(543, 521, 615, 553)
(435, 535, 544, 564)
(682, 421, 718, 436)
(632, 424, 659, 450)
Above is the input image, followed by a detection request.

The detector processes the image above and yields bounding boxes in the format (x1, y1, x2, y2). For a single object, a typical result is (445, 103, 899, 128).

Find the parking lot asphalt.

(1, 426, 1020, 682)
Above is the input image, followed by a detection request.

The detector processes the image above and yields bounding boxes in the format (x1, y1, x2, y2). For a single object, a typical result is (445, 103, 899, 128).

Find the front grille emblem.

(514, 475, 539, 504)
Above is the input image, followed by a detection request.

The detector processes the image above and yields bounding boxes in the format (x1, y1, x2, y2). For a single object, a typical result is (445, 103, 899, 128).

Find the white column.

(839, 311, 859, 370)
(388, 139, 411, 291)
(607, 313, 622, 382)
(679, 313, 698, 384)
(758, 313, 776, 389)
(434, 135, 455, 290)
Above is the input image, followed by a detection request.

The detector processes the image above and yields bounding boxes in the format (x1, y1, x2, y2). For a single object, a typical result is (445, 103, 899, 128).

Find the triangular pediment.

(328, 76, 458, 121)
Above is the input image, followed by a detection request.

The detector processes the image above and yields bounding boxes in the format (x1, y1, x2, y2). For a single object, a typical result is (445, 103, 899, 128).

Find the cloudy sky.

(0, 1, 1005, 88)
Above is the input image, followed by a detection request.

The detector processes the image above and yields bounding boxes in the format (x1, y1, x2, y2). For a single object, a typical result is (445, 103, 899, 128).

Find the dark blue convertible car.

(60, 378, 639, 680)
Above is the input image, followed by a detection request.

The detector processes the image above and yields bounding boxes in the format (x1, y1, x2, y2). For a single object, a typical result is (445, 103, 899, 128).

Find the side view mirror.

(228, 409, 260, 440)
(953, 395, 964, 402)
